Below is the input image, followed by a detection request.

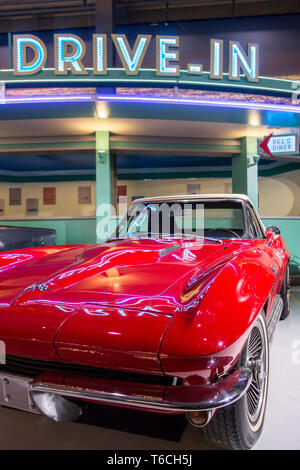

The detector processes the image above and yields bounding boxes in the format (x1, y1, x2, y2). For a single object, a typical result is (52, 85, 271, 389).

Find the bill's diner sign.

(12, 33, 259, 82)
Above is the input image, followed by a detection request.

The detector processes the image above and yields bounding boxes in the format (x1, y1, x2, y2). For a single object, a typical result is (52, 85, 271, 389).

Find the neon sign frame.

(12, 33, 259, 82)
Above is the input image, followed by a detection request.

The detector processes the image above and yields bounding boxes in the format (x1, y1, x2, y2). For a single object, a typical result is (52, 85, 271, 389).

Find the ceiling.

(0, 151, 289, 176)
(0, 0, 300, 32)
(0, 113, 298, 177)
(0, 116, 272, 139)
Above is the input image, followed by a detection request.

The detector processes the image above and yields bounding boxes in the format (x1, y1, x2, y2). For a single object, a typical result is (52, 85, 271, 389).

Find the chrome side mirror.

(266, 225, 280, 237)
(266, 225, 280, 245)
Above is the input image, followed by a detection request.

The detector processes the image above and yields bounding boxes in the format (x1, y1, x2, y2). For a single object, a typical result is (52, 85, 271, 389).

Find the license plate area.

(0, 373, 40, 414)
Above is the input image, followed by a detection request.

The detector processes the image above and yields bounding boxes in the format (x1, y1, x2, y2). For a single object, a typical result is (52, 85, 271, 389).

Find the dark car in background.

(0, 226, 56, 251)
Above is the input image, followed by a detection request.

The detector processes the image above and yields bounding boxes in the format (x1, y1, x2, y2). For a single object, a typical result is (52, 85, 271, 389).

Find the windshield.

(113, 200, 246, 240)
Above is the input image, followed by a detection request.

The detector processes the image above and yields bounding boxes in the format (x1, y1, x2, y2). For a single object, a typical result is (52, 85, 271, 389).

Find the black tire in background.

(280, 263, 290, 320)
(201, 312, 269, 450)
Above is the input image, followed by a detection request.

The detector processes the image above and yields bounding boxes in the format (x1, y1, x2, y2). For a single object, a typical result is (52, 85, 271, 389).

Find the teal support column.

(232, 136, 259, 210)
(95, 131, 116, 243)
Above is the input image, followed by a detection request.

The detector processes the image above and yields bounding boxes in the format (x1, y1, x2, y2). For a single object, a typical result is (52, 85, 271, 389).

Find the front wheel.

(201, 311, 269, 450)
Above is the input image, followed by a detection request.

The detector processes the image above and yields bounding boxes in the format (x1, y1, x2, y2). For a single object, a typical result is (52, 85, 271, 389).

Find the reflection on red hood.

(0, 238, 227, 307)
(0, 238, 231, 368)
(0, 238, 255, 374)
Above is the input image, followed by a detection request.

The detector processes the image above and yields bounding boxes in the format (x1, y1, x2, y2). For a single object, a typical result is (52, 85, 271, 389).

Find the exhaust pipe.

(186, 410, 213, 427)
(31, 392, 82, 422)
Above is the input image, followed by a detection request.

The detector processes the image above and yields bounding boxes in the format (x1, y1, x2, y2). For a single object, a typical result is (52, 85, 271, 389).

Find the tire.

(280, 263, 290, 320)
(201, 311, 269, 450)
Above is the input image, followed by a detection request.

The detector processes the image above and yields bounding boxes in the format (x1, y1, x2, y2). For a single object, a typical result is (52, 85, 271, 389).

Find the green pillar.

(232, 136, 259, 210)
(95, 131, 116, 243)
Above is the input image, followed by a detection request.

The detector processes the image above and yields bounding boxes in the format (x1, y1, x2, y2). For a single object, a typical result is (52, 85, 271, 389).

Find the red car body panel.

(160, 238, 288, 378)
(0, 226, 289, 394)
(54, 304, 172, 374)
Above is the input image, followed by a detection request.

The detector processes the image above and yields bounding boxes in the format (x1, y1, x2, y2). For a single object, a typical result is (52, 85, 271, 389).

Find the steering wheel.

(206, 228, 241, 238)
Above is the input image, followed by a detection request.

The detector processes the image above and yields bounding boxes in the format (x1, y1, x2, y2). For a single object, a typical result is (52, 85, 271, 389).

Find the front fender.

(159, 247, 277, 381)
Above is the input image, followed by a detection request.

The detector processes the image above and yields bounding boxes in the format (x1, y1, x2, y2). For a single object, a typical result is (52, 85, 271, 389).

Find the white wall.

(0, 181, 96, 218)
(120, 170, 300, 217)
(0, 169, 298, 218)
(258, 171, 300, 216)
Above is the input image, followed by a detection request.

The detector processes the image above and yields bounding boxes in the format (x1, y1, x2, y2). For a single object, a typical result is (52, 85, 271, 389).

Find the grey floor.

(0, 289, 299, 450)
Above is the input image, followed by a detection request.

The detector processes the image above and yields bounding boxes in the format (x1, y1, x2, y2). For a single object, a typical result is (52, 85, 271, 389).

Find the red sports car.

(0, 194, 290, 450)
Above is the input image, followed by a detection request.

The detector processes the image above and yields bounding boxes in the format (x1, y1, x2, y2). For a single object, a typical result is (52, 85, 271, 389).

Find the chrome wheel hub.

(251, 358, 266, 386)
(246, 323, 267, 424)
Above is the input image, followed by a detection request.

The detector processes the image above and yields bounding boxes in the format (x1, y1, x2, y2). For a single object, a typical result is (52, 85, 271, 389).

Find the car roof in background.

(132, 194, 252, 204)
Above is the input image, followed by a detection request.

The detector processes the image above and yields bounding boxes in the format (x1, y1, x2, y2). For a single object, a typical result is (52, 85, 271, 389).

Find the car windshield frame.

(111, 198, 264, 241)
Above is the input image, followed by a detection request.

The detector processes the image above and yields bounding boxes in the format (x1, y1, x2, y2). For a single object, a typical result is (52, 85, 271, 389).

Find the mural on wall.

(0, 182, 95, 217)
(26, 198, 39, 216)
(117, 185, 127, 203)
(0, 200, 4, 216)
(43, 187, 56, 205)
(78, 186, 91, 204)
(187, 183, 201, 195)
(9, 188, 21, 206)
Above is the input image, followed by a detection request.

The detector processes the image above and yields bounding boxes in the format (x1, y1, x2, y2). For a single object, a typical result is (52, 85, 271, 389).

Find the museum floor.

(0, 289, 299, 451)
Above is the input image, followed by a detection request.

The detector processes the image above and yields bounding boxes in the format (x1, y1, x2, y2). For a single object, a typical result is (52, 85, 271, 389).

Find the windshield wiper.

(118, 232, 223, 244)
(170, 233, 223, 244)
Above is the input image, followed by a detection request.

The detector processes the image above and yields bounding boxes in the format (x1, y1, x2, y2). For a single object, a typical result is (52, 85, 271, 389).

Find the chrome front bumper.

(0, 373, 40, 414)
(0, 366, 252, 420)
(32, 366, 251, 416)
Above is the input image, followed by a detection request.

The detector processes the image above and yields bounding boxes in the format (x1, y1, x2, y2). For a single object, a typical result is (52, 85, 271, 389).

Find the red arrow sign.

(259, 133, 274, 158)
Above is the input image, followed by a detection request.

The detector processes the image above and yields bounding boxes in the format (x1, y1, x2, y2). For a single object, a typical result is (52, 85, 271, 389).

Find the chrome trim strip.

(30, 366, 252, 413)
(262, 216, 300, 220)
(271, 265, 278, 275)
(266, 233, 279, 247)
(267, 295, 284, 343)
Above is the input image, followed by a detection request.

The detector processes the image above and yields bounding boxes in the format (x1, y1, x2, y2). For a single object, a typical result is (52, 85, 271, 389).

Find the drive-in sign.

(12, 33, 259, 81)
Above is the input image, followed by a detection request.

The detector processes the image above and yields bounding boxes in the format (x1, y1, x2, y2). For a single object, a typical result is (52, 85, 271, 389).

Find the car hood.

(0, 238, 227, 307)
(0, 239, 230, 370)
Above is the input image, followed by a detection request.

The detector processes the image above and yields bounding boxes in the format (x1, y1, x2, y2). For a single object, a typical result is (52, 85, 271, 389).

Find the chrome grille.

(0, 355, 176, 386)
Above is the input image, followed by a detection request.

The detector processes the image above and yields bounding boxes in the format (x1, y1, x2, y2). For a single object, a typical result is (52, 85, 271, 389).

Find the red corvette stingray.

(0, 194, 290, 450)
